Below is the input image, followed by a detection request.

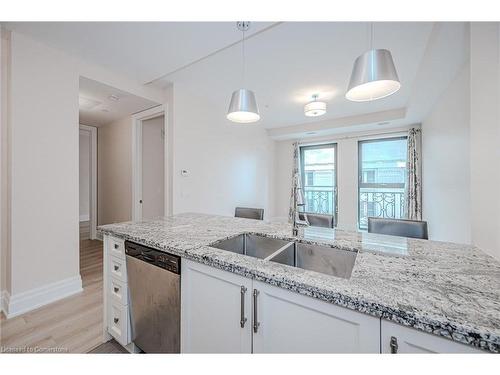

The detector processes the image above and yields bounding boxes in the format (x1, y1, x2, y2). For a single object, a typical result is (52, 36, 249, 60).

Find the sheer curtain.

(405, 128, 422, 220)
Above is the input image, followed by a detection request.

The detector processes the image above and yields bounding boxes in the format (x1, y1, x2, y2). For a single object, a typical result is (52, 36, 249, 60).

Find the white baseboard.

(4, 275, 83, 318)
(1, 290, 8, 315)
(80, 214, 90, 222)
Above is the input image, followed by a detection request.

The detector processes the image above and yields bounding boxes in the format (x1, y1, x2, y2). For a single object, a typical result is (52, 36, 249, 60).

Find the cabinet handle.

(114, 243, 119, 249)
(113, 287, 119, 294)
(240, 286, 247, 328)
(253, 289, 260, 333)
(114, 317, 119, 324)
(390, 336, 398, 354)
(114, 265, 119, 271)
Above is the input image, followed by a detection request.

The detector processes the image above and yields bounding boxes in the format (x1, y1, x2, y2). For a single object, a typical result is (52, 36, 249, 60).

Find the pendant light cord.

(242, 28, 246, 86)
(371, 22, 374, 50)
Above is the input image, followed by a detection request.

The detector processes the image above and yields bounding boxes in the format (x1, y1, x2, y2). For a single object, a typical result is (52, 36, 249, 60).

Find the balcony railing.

(303, 188, 406, 229)
(359, 189, 405, 230)
(303, 187, 335, 215)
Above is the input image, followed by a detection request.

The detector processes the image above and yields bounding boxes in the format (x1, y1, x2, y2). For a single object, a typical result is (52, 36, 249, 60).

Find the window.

(358, 137, 407, 230)
(300, 144, 337, 225)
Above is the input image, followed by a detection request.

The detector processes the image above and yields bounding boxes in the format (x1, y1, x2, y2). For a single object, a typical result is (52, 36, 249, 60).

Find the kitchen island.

(98, 213, 500, 353)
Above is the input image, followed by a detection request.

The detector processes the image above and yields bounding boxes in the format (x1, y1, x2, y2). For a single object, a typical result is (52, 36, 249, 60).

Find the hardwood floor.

(88, 339, 128, 354)
(80, 220, 90, 241)
(0, 239, 105, 353)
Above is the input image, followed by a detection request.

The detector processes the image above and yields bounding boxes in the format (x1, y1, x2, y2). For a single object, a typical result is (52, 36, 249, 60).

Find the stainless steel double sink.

(210, 233, 357, 279)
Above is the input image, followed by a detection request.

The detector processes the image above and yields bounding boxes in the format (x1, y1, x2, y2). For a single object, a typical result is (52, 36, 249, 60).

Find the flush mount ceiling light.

(108, 94, 120, 101)
(78, 96, 101, 110)
(227, 21, 260, 124)
(304, 94, 327, 117)
(346, 23, 401, 102)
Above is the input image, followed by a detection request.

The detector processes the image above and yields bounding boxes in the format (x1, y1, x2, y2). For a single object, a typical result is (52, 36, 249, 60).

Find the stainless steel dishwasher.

(125, 241, 180, 353)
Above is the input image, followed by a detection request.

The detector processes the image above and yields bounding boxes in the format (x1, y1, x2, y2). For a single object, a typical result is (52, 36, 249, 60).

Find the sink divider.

(263, 241, 295, 262)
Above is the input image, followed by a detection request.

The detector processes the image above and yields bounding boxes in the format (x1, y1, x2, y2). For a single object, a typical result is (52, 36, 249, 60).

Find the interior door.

(141, 115, 165, 220)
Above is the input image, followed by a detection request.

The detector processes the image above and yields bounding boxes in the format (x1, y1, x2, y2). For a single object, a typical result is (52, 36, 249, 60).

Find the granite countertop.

(98, 213, 500, 353)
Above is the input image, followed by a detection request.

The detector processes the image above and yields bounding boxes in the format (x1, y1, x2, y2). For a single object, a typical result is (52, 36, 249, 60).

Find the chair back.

(299, 213, 334, 228)
(367, 217, 428, 239)
(235, 207, 264, 220)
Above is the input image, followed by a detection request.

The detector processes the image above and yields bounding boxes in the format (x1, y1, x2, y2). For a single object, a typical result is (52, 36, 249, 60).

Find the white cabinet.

(181, 260, 252, 353)
(103, 235, 131, 347)
(381, 320, 484, 353)
(252, 280, 380, 353)
(181, 259, 380, 353)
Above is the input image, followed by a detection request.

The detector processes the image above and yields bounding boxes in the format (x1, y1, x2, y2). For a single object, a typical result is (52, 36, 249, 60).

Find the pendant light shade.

(227, 22, 260, 124)
(227, 88, 260, 123)
(346, 49, 401, 102)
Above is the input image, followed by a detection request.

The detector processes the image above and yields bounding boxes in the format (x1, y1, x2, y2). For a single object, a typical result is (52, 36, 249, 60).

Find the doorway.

(142, 115, 165, 219)
(132, 106, 170, 221)
(79, 124, 97, 240)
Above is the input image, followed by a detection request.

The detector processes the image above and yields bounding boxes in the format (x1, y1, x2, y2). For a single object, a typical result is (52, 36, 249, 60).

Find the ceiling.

(7, 22, 468, 133)
(5, 22, 275, 83)
(156, 22, 437, 130)
(79, 77, 159, 126)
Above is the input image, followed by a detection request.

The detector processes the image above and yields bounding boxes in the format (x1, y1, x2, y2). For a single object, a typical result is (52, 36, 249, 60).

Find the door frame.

(79, 124, 98, 240)
(131, 104, 172, 221)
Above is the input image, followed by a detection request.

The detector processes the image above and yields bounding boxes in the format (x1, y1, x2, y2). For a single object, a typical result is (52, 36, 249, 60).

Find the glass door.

(300, 143, 338, 226)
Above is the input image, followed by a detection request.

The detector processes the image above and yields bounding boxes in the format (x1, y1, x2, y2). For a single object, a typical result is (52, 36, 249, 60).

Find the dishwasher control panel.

(125, 241, 181, 274)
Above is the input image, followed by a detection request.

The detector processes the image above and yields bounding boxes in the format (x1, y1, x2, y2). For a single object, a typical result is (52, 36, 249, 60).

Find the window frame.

(357, 136, 408, 230)
(299, 143, 338, 226)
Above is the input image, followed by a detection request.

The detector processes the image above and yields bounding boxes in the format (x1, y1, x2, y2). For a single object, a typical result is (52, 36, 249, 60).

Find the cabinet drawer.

(109, 255, 127, 283)
(107, 301, 130, 346)
(109, 237, 125, 260)
(109, 277, 128, 306)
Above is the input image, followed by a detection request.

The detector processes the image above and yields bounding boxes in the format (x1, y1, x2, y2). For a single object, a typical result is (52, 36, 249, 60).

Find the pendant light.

(346, 23, 401, 102)
(304, 94, 327, 117)
(227, 21, 260, 123)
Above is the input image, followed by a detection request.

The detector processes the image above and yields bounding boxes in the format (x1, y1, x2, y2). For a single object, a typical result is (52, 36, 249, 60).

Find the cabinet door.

(381, 320, 484, 353)
(181, 259, 252, 353)
(252, 281, 380, 353)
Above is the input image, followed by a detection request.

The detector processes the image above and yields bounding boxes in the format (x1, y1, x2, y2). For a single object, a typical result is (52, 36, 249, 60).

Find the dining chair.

(234, 207, 264, 220)
(367, 217, 428, 239)
(298, 213, 334, 228)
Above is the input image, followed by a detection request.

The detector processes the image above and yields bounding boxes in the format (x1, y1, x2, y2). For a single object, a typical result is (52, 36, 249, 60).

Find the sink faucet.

(291, 188, 309, 236)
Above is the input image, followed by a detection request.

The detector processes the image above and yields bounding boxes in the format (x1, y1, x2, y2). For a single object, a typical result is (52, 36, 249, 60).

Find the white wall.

(98, 116, 133, 225)
(0, 28, 11, 301)
(79, 129, 90, 221)
(142, 115, 165, 220)
(470, 23, 500, 260)
(421, 65, 471, 244)
(273, 129, 410, 231)
(1, 30, 167, 315)
(8, 31, 80, 296)
(172, 84, 275, 220)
